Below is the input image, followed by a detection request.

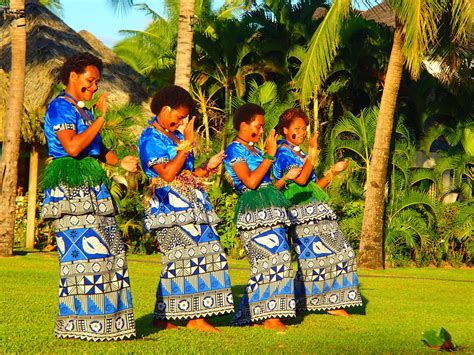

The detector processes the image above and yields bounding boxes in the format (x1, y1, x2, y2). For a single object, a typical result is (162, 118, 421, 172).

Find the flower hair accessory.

(175, 140, 194, 153)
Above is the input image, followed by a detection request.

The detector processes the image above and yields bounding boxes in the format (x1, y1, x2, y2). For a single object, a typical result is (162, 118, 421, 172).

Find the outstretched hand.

(309, 131, 319, 150)
(265, 129, 278, 157)
(308, 131, 320, 162)
(95, 93, 110, 116)
(120, 156, 139, 173)
(183, 116, 196, 145)
(332, 159, 349, 174)
(207, 151, 226, 170)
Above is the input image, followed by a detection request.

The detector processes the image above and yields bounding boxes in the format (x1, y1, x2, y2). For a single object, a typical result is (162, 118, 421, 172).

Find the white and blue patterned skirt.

(287, 201, 363, 311)
(42, 182, 136, 341)
(231, 186, 296, 325)
(145, 185, 234, 320)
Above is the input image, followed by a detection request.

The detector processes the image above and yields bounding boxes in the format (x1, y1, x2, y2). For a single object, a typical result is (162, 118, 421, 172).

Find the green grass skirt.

(283, 180, 329, 205)
(234, 184, 290, 222)
(41, 156, 109, 190)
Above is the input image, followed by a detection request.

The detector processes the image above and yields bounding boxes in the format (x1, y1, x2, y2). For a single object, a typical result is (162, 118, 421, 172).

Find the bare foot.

(262, 318, 288, 331)
(327, 309, 351, 318)
(186, 318, 221, 333)
(151, 319, 179, 330)
(42, 244, 56, 252)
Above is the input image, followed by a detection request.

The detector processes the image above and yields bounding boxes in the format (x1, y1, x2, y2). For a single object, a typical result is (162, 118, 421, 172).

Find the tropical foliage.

(9, 0, 473, 267)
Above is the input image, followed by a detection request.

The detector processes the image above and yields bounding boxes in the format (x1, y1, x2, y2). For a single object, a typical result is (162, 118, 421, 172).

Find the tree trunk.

(358, 26, 405, 269)
(0, 0, 26, 257)
(26, 143, 38, 249)
(174, 0, 195, 91)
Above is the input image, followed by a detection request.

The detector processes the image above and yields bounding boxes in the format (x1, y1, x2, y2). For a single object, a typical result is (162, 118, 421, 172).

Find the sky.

(61, 0, 163, 48)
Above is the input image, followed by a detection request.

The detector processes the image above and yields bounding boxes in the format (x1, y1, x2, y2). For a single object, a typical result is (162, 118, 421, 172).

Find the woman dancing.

(223, 103, 299, 330)
(273, 108, 362, 317)
(138, 85, 234, 332)
(41, 53, 138, 341)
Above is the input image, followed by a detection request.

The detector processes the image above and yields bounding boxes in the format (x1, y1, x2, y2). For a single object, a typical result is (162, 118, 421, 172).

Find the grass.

(1, 251, 473, 353)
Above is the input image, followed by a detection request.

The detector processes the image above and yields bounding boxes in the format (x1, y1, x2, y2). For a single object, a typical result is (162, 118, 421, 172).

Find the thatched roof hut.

(360, 2, 395, 27)
(0, 2, 148, 141)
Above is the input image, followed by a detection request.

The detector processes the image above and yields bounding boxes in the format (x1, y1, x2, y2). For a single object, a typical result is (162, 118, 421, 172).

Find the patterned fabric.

(138, 117, 194, 178)
(142, 173, 220, 231)
(273, 140, 329, 204)
(139, 122, 234, 320)
(290, 215, 362, 311)
(274, 141, 362, 311)
(223, 141, 272, 194)
(42, 95, 135, 341)
(273, 140, 316, 182)
(153, 224, 234, 319)
(43, 93, 101, 159)
(231, 225, 296, 325)
(224, 141, 296, 325)
(42, 183, 136, 341)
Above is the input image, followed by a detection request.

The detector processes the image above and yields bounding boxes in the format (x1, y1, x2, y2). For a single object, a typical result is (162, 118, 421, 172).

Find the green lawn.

(1, 251, 472, 353)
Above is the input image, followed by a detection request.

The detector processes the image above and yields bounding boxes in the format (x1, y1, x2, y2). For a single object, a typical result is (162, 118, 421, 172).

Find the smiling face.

(68, 65, 101, 102)
(240, 114, 265, 143)
(283, 117, 307, 146)
(159, 105, 190, 132)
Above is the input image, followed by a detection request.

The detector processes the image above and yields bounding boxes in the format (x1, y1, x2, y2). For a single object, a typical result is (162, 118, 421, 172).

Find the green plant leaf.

(421, 329, 444, 348)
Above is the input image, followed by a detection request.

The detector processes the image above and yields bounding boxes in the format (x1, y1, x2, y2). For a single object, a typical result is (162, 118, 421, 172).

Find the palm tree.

(113, 4, 178, 91)
(295, 0, 472, 269)
(175, 0, 196, 90)
(191, 82, 223, 150)
(0, 0, 26, 257)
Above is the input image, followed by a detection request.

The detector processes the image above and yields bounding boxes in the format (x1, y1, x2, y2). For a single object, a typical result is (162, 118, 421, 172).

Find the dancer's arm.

(233, 130, 278, 189)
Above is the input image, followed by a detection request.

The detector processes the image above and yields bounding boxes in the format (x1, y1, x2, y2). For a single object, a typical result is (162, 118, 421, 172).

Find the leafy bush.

(435, 201, 473, 266)
(207, 185, 245, 258)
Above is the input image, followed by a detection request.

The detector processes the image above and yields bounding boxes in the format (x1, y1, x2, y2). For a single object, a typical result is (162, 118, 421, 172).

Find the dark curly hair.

(275, 108, 309, 135)
(59, 53, 103, 85)
(150, 85, 194, 115)
(233, 103, 265, 131)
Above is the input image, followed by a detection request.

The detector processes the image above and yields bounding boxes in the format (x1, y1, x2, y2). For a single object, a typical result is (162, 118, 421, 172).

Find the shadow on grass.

(12, 249, 50, 256)
(13, 250, 30, 256)
(134, 285, 368, 337)
(285, 293, 368, 325)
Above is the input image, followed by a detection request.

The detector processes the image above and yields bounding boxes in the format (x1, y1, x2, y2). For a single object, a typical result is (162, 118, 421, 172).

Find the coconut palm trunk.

(174, 0, 195, 90)
(26, 143, 39, 249)
(358, 26, 405, 269)
(0, 0, 26, 257)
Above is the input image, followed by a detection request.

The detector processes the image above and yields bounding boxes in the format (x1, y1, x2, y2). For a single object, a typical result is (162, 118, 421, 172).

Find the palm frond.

(294, 0, 351, 107)
(450, 0, 472, 45)
(389, 190, 436, 219)
(106, 0, 134, 14)
(390, 0, 442, 79)
(333, 139, 368, 162)
(410, 168, 438, 186)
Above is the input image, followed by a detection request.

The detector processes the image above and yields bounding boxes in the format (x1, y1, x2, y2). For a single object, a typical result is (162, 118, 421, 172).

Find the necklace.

(235, 139, 261, 156)
(61, 92, 90, 121)
(156, 117, 169, 132)
(151, 117, 180, 144)
(237, 136, 254, 146)
(283, 140, 306, 159)
(63, 92, 85, 108)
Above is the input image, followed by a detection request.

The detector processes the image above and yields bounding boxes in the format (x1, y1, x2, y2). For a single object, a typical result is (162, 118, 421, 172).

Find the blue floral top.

(138, 117, 217, 230)
(223, 141, 272, 194)
(43, 93, 101, 158)
(273, 140, 316, 182)
(138, 117, 194, 178)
